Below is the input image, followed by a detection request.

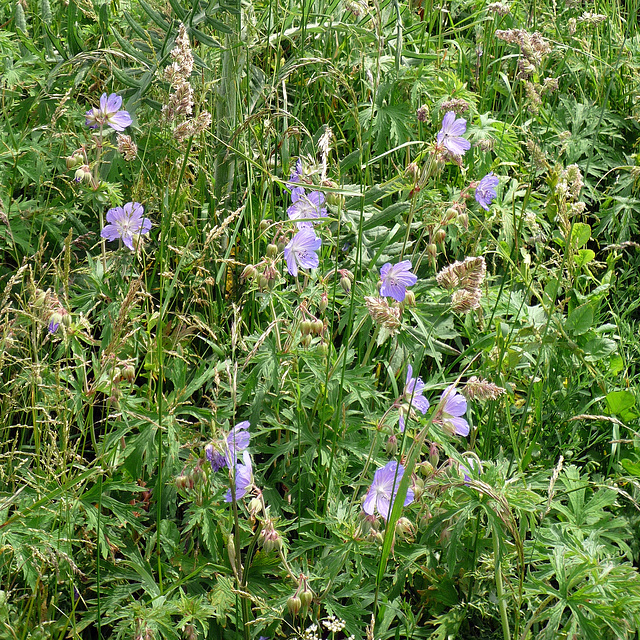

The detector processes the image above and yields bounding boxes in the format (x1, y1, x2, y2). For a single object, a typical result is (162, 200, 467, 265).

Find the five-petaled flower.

(284, 228, 322, 277)
(287, 188, 327, 230)
(475, 172, 499, 210)
(206, 421, 251, 472)
(101, 202, 152, 251)
(85, 93, 133, 132)
(438, 384, 470, 437)
(437, 111, 471, 157)
(379, 260, 417, 302)
(363, 461, 414, 521)
(225, 451, 253, 502)
(399, 364, 430, 432)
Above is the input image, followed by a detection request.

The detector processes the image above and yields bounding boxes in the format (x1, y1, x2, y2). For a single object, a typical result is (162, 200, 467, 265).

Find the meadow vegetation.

(2, 0, 640, 638)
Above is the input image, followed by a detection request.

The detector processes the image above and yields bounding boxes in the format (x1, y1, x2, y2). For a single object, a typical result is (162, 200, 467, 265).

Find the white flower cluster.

(322, 615, 347, 633)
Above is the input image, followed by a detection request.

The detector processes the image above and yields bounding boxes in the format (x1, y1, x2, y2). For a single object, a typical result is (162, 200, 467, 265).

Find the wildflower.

(475, 172, 499, 210)
(437, 111, 471, 157)
(440, 98, 470, 114)
(464, 376, 506, 400)
(363, 461, 414, 521)
(48, 314, 61, 334)
(364, 296, 401, 336)
(416, 105, 428, 122)
(438, 385, 470, 437)
(399, 364, 430, 432)
(100, 202, 152, 251)
(116, 133, 137, 160)
(287, 189, 327, 229)
(284, 228, 322, 277)
(206, 421, 251, 471)
(379, 260, 417, 302)
(225, 451, 253, 502)
(85, 93, 132, 132)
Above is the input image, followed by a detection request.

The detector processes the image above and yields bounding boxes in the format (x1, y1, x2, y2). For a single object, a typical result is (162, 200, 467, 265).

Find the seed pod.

(301, 334, 312, 348)
(444, 207, 458, 222)
(300, 320, 312, 336)
(316, 341, 328, 356)
(266, 243, 278, 258)
(241, 264, 257, 281)
(318, 292, 328, 312)
(426, 243, 437, 259)
(404, 290, 416, 306)
(258, 275, 269, 290)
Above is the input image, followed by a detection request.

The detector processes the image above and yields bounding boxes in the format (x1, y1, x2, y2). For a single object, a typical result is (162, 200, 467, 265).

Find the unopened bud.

(300, 588, 313, 609)
(395, 517, 416, 542)
(301, 334, 312, 348)
(300, 320, 312, 336)
(258, 275, 269, 290)
(316, 341, 328, 356)
(412, 476, 424, 500)
(33, 289, 46, 308)
(429, 442, 439, 467)
(404, 290, 416, 306)
(457, 212, 469, 229)
(312, 319, 324, 335)
(241, 264, 257, 281)
(259, 219, 270, 232)
(318, 292, 328, 312)
(405, 162, 419, 180)
(385, 434, 398, 456)
(434, 228, 446, 244)
(248, 497, 262, 516)
(176, 475, 190, 490)
(444, 207, 458, 222)
(340, 276, 351, 293)
(227, 535, 237, 573)
(427, 243, 437, 259)
(287, 595, 302, 616)
(276, 239, 286, 254)
(122, 364, 136, 383)
(61, 312, 71, 327)
(419, 461, 435, 477)
(74, 167, 86, 182)
(266, 243, 278, 258)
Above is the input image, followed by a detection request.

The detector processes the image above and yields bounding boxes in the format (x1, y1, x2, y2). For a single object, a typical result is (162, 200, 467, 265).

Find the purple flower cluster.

(85, 93, 132, 132)
(225, 451, 253, 502)
(379, 260, 417, 302)
(399, 364, 430, 432)
(287, 188, 327, 230)
(438, 385, 470, 436)
(101, 202, 152, 251)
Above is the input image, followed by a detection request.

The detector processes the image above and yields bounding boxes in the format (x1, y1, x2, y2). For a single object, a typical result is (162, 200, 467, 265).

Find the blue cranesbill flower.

(437, 111, 471, 157)
(475, 172, 499, 210)
(363, 461, 414, 521)
(284, 228, 322, 277)
(287, 188, 327, 230)
(206, 421, 251, 471)
(85, 93, 133, 132)
(399, 364, 430, 432)
(439, 385, 470, 437)
(379, 260, 417, 302)
(225, 451, 253, 502)
(101, 202, 151, 251)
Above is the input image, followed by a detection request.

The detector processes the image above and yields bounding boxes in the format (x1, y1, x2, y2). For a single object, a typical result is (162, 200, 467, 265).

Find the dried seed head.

(116, 134, 137, 160)
(364, 296, 401, 334)
(463, 376, 506, 400)
(451, 288, 482, 313)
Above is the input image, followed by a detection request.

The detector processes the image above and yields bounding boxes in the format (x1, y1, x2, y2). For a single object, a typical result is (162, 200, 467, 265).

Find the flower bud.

(340, 276, 351, 293)
(444, 207, 458, 222)
(287, 595, 302, 616)
(241, 264, 257, 281)
(457, 212, 469, 229)
(266, 243, 278, 258)
(122, 364, 136, 383)
(312, 319, 324, 335)
(74, 167, 86, 182)
(405, 162, 419, 180)
(395, 517, 416, 542)
(258, 275, 269, 290)
(276, 239, 286, 254)
(413, 476, 424, 501)
(259, 219, 270, 232)
(434, 228, 447, 244)
(33, 289, 46, 308)
(404, 290, 416, 306)
(301, 334, 312, 348)
(316, 341, 328, 356)
(176, 474, 190, 491)
(429, 442, 439, 467)
(385, 434, 398, 456)
(318, 292, 328, 313)
(419, 461, 435, 477)
(427, 243, 438, 259)
(227, 535, 238, 573)
(248, 497, 262, 516)
(61, 312, 71, 327)
(300, 320, 312, 336)
(299, 588, 313, 609)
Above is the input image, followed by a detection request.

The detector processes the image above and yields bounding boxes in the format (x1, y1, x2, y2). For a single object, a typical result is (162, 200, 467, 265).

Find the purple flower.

(475, 172, 499, 210)
(287, 189, 327, 230)
(437, 111, 471, 157)
(85, 93, 133, 132)
(284, 228, 322, 277)
(363, 461, 414, 521)
(225, 451, 253, 502)
(206, 421, 251, 472)
(379, 260, 417, 302)
(101, 202, 151, 251)
(440, 385, 469, 437)
(399, 364, 430, 432)
(48, 320, 60, 334)
(288, 159, 303, 185)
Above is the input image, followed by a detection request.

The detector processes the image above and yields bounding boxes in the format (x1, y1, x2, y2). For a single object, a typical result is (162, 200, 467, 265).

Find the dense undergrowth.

(2, 0, 640, 638)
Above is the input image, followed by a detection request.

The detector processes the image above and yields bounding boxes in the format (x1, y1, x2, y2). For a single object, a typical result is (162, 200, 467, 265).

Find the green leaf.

(605, 390, 635, 415)
(575, 248, 595, 267)
(583, 338, 616, 362)
(571, 222, 591, 249)
(621, 458, 640, 477)
(566, 304, 593, 335)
